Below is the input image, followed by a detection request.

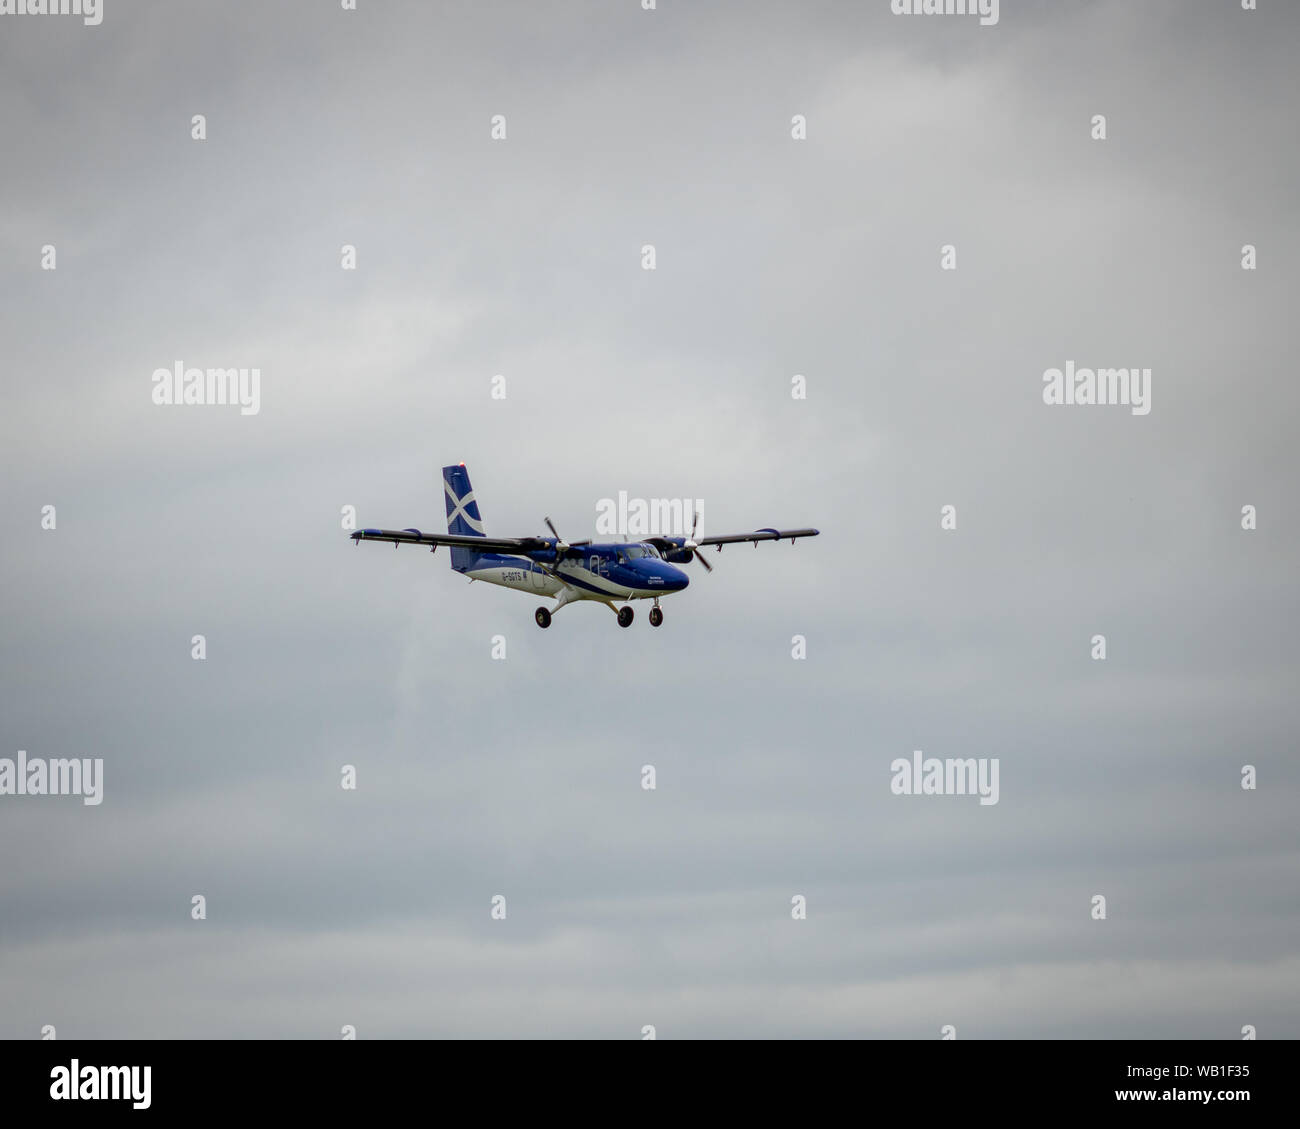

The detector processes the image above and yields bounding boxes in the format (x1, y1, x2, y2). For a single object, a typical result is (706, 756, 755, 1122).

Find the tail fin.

(443, 463, 484, 572)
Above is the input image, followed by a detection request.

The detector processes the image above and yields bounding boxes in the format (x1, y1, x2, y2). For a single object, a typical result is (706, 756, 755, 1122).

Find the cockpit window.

(623, 545, 658, 559)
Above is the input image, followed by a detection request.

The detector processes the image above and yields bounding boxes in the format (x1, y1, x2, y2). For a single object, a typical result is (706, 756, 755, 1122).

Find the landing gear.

(534, 607, 551, 629)
(617, 606, 634, 628)
(648, 606, 663, 627)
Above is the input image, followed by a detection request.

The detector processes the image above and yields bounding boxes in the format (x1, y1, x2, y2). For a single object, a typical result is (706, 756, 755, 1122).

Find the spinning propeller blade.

(683, 510, 713, 572)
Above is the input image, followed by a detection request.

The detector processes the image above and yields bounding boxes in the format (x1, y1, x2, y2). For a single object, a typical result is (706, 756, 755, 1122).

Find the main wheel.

(534, 607, 552, 629)
(617, 606, 634, 628)
(648, 607, 663, 627)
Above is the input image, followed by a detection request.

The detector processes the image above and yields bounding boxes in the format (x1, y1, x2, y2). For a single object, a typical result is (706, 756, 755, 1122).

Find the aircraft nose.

(640, 561, 688, 591)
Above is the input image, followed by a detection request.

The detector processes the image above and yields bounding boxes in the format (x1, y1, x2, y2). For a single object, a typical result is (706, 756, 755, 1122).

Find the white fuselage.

(464, 551, 685, 603)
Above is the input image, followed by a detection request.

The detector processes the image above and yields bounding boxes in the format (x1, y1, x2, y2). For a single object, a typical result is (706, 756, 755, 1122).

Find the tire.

(535, 607, 552, 629)
(617, 606, 634, 628)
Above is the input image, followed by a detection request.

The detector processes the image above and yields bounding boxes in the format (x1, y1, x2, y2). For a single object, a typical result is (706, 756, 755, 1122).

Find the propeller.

(681, 511, 713, 572)
(539, 517, 590, 581)
(544, 516, 568, 554)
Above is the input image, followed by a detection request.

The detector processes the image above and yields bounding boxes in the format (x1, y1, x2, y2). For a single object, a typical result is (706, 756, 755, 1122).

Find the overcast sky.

(1, 0, 1297, 1038)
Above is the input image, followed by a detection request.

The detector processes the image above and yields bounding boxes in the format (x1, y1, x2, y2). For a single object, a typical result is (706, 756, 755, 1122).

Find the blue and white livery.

(351, 464, 820, 628)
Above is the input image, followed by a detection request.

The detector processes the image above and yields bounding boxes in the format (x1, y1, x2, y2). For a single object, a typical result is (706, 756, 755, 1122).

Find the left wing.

(697, 527, 819, 547)
(643, 528, 818, 572)
(644, 528, 819, 551)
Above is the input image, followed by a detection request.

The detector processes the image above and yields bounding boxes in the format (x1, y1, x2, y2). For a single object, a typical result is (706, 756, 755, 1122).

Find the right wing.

(350, 528, 549, 553)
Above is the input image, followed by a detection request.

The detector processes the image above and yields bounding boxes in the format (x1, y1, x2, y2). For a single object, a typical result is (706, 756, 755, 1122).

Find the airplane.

(349, 463, 819, 628)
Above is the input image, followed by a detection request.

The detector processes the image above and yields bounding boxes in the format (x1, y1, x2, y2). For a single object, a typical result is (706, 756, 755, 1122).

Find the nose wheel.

(617, 606, 634, 628)
(648, 606, 663, 627)
(534, 607, 551, 629)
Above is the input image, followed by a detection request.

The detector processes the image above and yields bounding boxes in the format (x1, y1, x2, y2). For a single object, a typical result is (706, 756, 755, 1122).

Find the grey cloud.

(1, 0, 1297, 1037)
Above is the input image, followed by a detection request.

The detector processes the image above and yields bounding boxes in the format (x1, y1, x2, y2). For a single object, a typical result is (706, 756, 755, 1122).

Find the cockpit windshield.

(623, 544, 659, 559)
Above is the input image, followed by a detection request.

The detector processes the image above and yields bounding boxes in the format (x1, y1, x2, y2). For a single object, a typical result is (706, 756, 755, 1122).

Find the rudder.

(443, 463, 484, 572)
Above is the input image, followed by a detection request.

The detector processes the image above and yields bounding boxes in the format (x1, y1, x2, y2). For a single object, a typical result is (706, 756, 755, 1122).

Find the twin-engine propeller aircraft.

(350, 464, 820, 628)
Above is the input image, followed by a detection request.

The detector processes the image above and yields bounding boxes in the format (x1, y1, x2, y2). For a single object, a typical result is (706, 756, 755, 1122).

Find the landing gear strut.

(648, 606, 663, 627)
(617, 606, 634, 628)
(534, 607, 551, 629)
